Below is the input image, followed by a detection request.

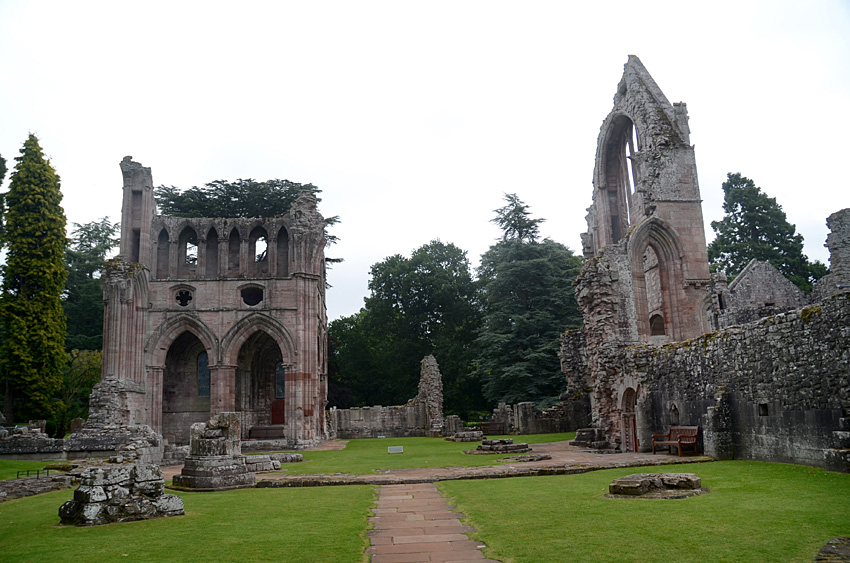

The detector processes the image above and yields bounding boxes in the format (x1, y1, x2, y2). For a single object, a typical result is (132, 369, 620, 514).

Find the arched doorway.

(235, 331, 285, 439)
(621, 387, 638, 452)
(162, 331, 210, 444)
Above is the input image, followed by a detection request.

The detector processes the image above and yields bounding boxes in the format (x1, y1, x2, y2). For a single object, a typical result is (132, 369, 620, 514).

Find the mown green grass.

(275, 433, 575, 475)
(0, 459, 56, 480)
(0, 484, 375, 563)
(440, 461, 850, 563)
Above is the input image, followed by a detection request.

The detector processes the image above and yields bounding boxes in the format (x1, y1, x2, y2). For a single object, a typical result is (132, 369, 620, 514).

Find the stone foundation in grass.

(605, 472, 708, 499)
(59, 464, 184, 526)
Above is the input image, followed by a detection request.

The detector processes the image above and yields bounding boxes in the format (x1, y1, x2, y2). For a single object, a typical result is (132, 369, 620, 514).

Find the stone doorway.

(621, 387, 638, 452)
(235, 331, 285, 439)
(162, 331, 211, 445)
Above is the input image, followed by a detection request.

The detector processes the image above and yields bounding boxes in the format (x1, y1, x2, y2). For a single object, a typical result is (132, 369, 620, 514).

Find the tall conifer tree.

(474, 194, 583, 406)
(0, 135, 68, 422)
(708, 173, 821, 292)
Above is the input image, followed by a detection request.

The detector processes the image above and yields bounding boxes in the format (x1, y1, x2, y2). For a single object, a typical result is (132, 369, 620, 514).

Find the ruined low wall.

(329, 403, 430, 439)
(625, 293, 849, 471)
(489, 401, 588, 435)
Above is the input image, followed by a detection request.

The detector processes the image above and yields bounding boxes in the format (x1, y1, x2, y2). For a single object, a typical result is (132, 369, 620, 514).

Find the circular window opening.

(241, 287, 263, 306)
(176, 290, 193, 307)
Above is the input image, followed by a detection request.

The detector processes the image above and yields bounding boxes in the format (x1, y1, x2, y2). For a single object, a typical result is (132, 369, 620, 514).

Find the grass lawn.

(439, 460, 850, 563)
(0, 459, 58, 480)
(272, 433, 575, 475)
(0, 484, 375, 562)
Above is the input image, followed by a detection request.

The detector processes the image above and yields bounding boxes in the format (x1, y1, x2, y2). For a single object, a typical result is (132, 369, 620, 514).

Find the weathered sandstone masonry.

(88, 157, 329, 450)
(607, 294, 849, 472)
(329, 355, 444, 439)
(560, 56, 850, 472)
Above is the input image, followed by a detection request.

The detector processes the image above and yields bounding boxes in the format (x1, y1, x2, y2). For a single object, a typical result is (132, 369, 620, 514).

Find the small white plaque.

(388, 446, 404, 454)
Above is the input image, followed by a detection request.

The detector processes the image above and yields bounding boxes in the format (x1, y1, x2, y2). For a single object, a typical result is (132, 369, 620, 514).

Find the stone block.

(660, 473, 701, 489)
(74, 485, 107, 503)
(133, 464, 163, 483)
(608, 474, 660, 496)
(59, 463, 183, 526)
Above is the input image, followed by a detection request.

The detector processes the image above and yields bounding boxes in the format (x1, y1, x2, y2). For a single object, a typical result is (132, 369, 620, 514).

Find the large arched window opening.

(643, 246, 665, 336)
(227, 228, 241, 276)
(277, 226, 289, 277)
(156, 228, 170, 280)
(178, 227, 198, 278)
(205, 228, 219, 278)
(601, 116, 640, 244)
(249, 226, 268, 276)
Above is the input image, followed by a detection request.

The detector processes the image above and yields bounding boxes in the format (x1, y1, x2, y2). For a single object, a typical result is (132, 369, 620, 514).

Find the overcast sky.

(1, 1, 848, 320)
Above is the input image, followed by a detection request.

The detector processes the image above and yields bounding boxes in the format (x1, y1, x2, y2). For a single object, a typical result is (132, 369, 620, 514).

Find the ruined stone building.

(95, 157, 328, 448)
(561, 56, 849, 472)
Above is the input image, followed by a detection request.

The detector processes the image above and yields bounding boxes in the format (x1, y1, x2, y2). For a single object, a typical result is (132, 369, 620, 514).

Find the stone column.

(147, 366, 164, 433)
(210, 365, 237, 416)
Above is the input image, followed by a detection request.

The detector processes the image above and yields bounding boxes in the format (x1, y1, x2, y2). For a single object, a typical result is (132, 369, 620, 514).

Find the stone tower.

(579, 55, 712, 345)
(97, 157, 328, 448)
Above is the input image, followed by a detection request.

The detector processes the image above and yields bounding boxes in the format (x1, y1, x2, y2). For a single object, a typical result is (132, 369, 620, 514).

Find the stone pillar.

(210, 365, 236, 415)
(147, 366, 164, 433)
(418, 355, 444, 435)
(703, 388, 734, 460)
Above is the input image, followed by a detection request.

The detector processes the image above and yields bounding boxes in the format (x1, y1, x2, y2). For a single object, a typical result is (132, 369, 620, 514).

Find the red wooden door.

(271, 399, 285, 424)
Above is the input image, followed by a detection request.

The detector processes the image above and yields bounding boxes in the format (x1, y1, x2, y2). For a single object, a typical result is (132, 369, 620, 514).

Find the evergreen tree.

(63, 218, 120, 350)
(0, 135, 68, 423)
(474, 194, 583, 407)
(708, 173, 823, 292)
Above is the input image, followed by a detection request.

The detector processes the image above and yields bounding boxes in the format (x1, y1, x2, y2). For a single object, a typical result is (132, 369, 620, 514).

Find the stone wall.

(813, 209, 850, 302)
(486, 401, 586, 435)
(329, 402, 430, 439)
(618, 293, 849, 471)
(329, 355, 444, 439)
(710, 260, 807, 330)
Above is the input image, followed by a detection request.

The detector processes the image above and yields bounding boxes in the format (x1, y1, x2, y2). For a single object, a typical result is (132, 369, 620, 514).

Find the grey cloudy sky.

(1, 1, 848, 320)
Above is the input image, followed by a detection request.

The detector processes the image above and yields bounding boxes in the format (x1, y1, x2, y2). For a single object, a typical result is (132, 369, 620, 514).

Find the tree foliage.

(154, 178, 340, 247)
(329, 240, 485, 416)
(707, 173, 825, 292)
(50, 350, 102, 437)
(491, 193, 545, 243)
(155, 178, 317, 217)
(0, 135, 68, 422)
(64, 218, 120, 350)
(474, 194, 583, 407)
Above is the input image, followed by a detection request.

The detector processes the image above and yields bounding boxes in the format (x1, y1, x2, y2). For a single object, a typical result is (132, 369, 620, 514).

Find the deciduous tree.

(329, 240, 484, 416)
(0, 135, 68, 423)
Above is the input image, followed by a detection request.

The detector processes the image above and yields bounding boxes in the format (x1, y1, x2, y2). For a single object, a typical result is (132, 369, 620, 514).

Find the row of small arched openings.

(154, 223, 290, 280)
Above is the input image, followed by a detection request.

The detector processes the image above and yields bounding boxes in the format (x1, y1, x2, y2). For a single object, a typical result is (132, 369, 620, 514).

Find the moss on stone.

(800, 305, 822, 324)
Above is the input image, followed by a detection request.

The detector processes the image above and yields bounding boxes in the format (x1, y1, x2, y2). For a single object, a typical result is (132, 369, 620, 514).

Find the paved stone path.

(366, 483, 500, 562)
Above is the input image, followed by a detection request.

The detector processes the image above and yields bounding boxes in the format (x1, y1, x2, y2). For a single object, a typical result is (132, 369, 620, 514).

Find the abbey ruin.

(560, 56, 849, 472)
(87, 157, 329, 451)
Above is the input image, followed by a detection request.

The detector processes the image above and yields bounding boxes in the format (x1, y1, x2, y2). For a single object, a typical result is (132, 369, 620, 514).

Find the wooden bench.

(652, 426, 700, 456)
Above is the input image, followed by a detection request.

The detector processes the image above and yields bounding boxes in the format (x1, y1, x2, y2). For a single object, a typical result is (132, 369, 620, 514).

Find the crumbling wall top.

(119, 156, 153, 190)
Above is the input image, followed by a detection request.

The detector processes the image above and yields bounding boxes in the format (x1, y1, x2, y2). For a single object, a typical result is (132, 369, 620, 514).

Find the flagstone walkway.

(366, 483, 500, 562)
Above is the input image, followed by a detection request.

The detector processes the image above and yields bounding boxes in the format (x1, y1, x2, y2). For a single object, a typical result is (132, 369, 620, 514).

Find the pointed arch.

(155, 228, 170, 279)
(146, 313, 219, 368)
(177, 226, 198, 278)
(220, 312, 296, 366)
(627, 216, 687, 341)
(205, 226, 219, 278)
